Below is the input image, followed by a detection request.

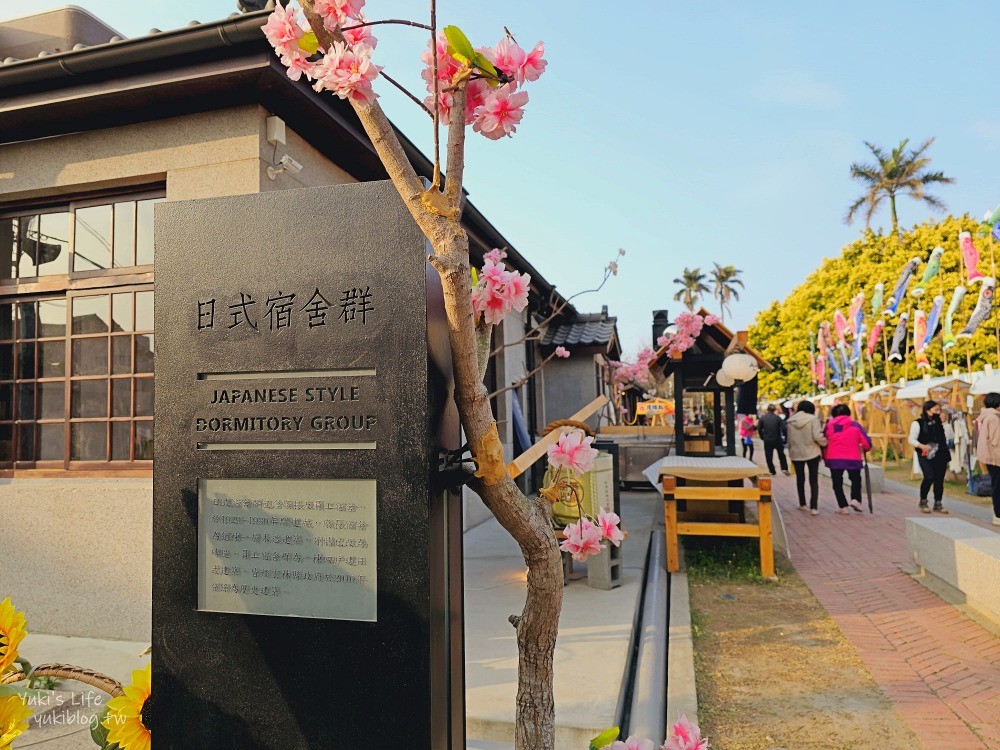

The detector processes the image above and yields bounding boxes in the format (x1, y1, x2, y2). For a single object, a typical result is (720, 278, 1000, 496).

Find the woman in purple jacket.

(823, 403, 873, 514)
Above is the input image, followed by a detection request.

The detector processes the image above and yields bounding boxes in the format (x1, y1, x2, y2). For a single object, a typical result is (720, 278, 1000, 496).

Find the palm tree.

(845, 137, 954, 237)
(711, 263, 744, 323)
(673, 267, 710, 311)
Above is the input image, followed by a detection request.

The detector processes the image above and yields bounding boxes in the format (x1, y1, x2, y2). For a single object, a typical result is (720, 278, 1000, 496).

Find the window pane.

(0, 384, 9, 420)
(112, 293, 132, 333)
(38, 340, 66, 378)
(74, 205, 112, 272)
(38, 299, 66, 338)
(135, 378, 153, 417)
(0, 304, 13, 340)
(71, 380, 107, 418)
(17, 215, 37, 278)
(17, 383, 34, 420)
(18, 302, 35, 338)
(0, 424, 12, 461)
(0, 344, 12, 380)
(17, 342, 34, 379)
(113, 202, 136, 268)
(72, 338, 107, 376)
(136, 334, 153, 373)
(71, 422, 106, 461)
(112, 336, 131, 375)
(112, 379, 131, 417)
(17, 423, 34, 460)
(135, 421, 153, 460)
(135, 199, 161, 266)
(135, 291, 153, 331)
(37, 212, 70, 276)
(38, 423, 65, 461)
(111, 421, 130, 460)
(0, 219, 15, 282)
(72, 295, 109, 334)
(39, 381, 65, 419)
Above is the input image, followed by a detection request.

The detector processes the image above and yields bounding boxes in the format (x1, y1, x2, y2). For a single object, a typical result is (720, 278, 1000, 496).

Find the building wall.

(0, 105, 356, 641)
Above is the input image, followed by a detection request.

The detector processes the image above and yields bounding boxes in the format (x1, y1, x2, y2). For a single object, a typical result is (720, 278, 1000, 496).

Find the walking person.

(739, 413, 757, 462)
(908, 400, 951, 514)
(759, 404, 789, 475)
(975, 392, 1000, 526)
(823, 403, 872, 514)
(786, 400, 827, 514)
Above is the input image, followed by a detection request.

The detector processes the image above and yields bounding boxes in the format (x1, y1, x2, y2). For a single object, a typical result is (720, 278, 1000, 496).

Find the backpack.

(970, 472, 993, 497)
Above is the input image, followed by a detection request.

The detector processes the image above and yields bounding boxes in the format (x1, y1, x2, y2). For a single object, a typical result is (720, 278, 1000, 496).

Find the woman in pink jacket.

(823, 403, 873, 514)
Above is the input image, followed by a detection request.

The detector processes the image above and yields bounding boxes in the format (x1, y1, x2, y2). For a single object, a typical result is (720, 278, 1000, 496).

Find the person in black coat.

(758, 404, 789, 475)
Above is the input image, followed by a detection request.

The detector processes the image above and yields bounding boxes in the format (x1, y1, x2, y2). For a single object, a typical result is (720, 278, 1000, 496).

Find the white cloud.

(750, 72, 843, 109)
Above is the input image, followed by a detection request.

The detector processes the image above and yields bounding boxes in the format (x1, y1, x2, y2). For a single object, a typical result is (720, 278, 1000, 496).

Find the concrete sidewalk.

(465, 490, 660, 750)
(769, 470, 1000, 749)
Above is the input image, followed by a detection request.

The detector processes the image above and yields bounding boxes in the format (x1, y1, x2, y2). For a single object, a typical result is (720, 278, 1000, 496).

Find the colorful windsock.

(913, 310, 929, 369)
(957, 277, 995, 339)
(816, 354, 826, 389)
(959, 232, 985, 285)
(871, 282, 884, 318)
(923, 294, 944, 347)
(911, 247, 944, 298)
(809, 330, 817, 386)
(888, 312, 909, 361)
(866, 318, 884, 358)
(833, 309, 850, 346)
(942, 286, 967, 350)
(851, 323, 865, 364)
(839, 347, 851, 377)
(885, 258, 920, 316)
(984, 204, 1000, 226)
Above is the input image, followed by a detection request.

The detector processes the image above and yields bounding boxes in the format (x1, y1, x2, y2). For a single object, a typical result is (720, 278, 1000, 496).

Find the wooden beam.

(505, 394, 609, 478)
(673, 487, 761, 501)
(676, 522, 761, 537)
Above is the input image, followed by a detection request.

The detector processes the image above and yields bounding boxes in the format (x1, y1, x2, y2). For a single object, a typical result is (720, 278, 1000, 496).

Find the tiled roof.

(541, 313, 617, 348)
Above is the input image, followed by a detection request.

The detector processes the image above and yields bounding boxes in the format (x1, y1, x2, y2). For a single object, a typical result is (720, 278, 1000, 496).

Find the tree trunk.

(297, 7, 565, 747)
(890, 194, 899, 238)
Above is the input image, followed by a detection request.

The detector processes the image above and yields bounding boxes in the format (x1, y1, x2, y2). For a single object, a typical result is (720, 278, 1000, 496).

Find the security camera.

(266, 154, 303, 180)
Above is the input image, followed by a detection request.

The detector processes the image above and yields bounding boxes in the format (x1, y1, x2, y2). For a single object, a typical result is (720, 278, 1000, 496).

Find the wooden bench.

(661, 475, 775, 579)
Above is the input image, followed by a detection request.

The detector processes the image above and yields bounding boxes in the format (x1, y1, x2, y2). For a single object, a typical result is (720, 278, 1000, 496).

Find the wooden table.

(656, 456, 775, 579)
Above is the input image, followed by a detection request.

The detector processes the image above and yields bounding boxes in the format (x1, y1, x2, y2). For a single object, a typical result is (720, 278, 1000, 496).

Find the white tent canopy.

(971, 373, 1000, 395)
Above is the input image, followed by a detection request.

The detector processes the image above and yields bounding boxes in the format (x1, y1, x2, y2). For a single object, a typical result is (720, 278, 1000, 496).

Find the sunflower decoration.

(0, 598, 27, 676)
(103, 663, 151, 750)
(0, 694, 32, 749)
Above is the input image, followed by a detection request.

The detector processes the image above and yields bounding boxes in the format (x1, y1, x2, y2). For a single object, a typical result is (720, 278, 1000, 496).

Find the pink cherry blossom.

(473, 86, 529, 140)
(471, 260, 530, 325)
(663, 715, 709, 750)
(484, 248, 507, 264)
(703, 314, 720, 326)
(558, 518, 604, 562)
(487, 37, 526, 81)
(598, 508, 624, 547)
(547, 429, 599, 475)
(554, 346, 570, 359)
(314, 0, 365, 28)
(311, 42, 381, 108)
(262, 4, 306, 58)
(606, 737, 656, 750)
(281, 51, 314, 82)
(342, 14, 377, 48)
(519, 41, 547, 83)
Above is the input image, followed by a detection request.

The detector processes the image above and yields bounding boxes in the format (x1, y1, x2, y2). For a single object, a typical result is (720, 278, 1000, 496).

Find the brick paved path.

(769, 474, 1000, 749)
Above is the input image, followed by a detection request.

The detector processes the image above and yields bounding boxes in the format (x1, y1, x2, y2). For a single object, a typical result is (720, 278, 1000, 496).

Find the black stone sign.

(152, 182, 464, 749)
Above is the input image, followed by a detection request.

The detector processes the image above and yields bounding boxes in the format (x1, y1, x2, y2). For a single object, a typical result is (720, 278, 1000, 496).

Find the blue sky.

(9, 0, 1000, 357)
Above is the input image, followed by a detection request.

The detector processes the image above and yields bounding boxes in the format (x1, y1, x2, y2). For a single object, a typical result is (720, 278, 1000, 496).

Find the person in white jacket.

(786, 400, 828, 514)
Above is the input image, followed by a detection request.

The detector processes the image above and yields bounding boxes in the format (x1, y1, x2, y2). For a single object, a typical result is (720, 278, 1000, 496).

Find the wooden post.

(673, 361, 685, 456)
(662, 476, 679, 573)
(713, 391, 723, 448)
(756, 477, 775, 579)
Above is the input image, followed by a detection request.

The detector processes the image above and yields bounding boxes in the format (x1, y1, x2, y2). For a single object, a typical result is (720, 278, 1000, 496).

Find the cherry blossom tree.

(263, 2, 573, 747)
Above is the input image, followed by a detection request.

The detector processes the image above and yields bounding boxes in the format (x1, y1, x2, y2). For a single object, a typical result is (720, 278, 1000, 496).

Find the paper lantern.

(715, 369, 735, 387)
(721, 353, 758, 382)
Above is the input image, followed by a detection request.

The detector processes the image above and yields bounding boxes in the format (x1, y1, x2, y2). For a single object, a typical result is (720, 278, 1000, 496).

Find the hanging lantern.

(715, 369, 735, 387)
(721, 353, 759, 382)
